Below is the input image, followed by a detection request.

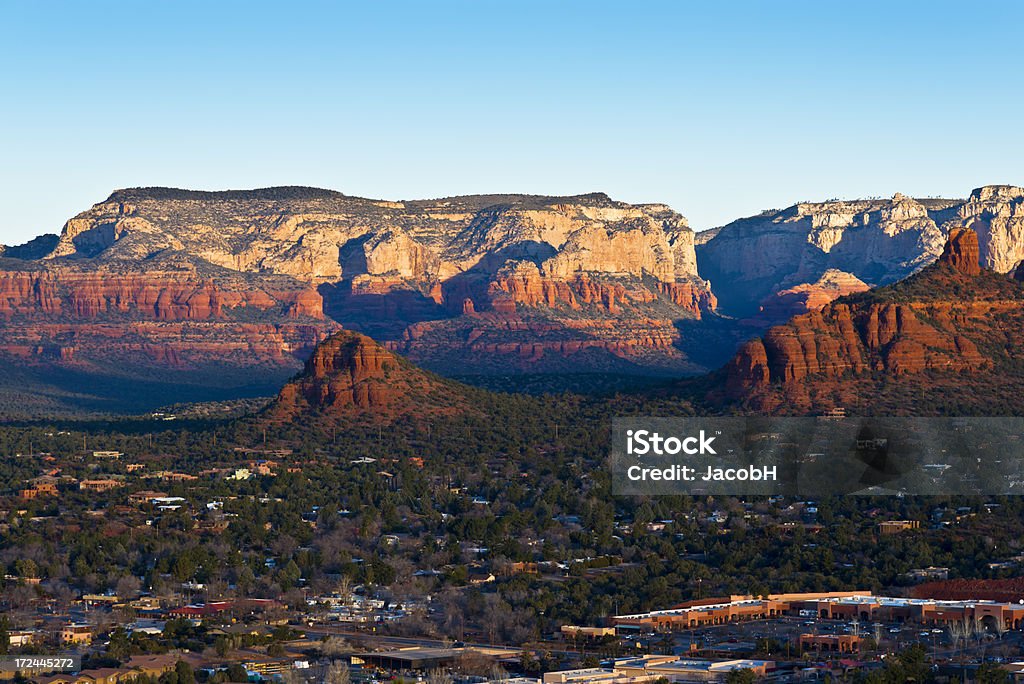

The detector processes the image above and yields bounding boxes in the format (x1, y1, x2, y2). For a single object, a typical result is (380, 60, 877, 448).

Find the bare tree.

(279, 669, 301, 684)
(487, 664, 510, 682)
(995, 615, 1009, 641)
(321, 636, 351, 659)
(426, 669, 453, 684)
(324, 660, 351, 684)
(115, 575, 142, 600)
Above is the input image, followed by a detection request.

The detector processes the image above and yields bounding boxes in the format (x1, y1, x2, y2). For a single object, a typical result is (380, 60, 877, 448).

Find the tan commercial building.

(562, 625, 616, 639)
(79, 479, 122, 492)
(799, 634, 861, 653)
(614, 592, 1024, 633)
(878, 520, 920, 535)
(60, 623, 93, 644)
(544, 656, 773, 683)
(614, 592, 866, 630)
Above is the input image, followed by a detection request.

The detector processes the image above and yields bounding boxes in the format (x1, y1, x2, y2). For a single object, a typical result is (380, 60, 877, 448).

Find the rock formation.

(695, 186, 1024, 316)
(753, 269, 870, 324)
(713, 228, 1024, 413)
(6, 187, 716, 399)
(958, 185, 1024, 272)
(695, 193, 953, 316)
(0, 234, 59, 260)
(939, 225, 982, 276)
(267, 330, 471, 423)
(6, 183, 1024, 414)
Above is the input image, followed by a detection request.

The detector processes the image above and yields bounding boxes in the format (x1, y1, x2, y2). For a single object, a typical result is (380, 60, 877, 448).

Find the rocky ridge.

(18, 187, 716, 380)
(753, 269, 870, 324)
(696, 187, 1024, 316)
(4, 183, 1024, 415)
(716, 227, 1024, 414)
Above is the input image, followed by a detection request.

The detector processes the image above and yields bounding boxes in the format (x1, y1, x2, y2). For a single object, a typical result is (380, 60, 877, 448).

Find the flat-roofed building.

(60, 623, 93, 644)
(79, 479, 122, 492)
(20, 481, 58, 499)
(613, 591, 1024, 632)
(542, 668, 639, 684)
(800, 634, 861, 653)
(878, 520, 920, 535)
(8, 629, 39, 647)
(562, 625, 616, 639)
(622, 656, 773, 682)
(544, 656, 773, 683)
(358, 647, 521, 671)
(128, 490, 167, 505)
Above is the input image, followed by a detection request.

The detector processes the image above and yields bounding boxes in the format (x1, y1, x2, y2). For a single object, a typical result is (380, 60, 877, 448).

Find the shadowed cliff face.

(696, 186, 1024, 318)
(715, 227, 1024, 414)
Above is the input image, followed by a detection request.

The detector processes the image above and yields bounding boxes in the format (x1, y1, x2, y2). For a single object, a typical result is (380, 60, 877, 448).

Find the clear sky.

(2, 0, 1023, 245)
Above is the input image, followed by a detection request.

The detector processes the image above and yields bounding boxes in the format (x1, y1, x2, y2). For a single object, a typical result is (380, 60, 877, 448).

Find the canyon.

(715, 227, 1024, 415)
(696, 186, 1024, 317)
(2, 184, 1024, 415)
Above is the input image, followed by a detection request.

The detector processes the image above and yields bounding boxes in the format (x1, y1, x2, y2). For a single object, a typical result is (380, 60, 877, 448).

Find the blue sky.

(2, 1, 1022, 244)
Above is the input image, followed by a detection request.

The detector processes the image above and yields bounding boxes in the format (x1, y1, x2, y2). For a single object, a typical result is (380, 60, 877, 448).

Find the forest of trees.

(2, 384, 1023, 645)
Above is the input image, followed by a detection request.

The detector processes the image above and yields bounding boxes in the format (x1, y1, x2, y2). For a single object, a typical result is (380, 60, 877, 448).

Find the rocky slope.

(714, 227, 1024, 414)
(0, 234, 59, 260)
(752, 269, 870, 325)
(0, 257, 337, 416)
(696, 186, 1024, 317)
(265, 330, 472, 424)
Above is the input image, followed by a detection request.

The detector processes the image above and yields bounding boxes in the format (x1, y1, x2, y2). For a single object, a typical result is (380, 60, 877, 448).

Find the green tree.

(0, 615, 10, 655)
(226, 663, 249, 682)
(976, 662, 1009, 684)
(108, 627, 132, 660)
(174, 660, 196, 684)
(725, 670, 757, 684)
(13, 558, 38, 579)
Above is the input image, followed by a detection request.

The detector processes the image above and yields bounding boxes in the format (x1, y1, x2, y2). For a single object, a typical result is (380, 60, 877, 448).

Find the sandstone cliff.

(696, 186, 1024, 317)
(715, 228, 1024, 414)
(958, 185, 1024, 272)
(9, 183, 1024, 415)
(48, 188, 706, 290)
(24, 187, 716, 383)
(266, 330, 471, 423)
(696, 193, 953, 316)
(753, 269, 870, 324)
